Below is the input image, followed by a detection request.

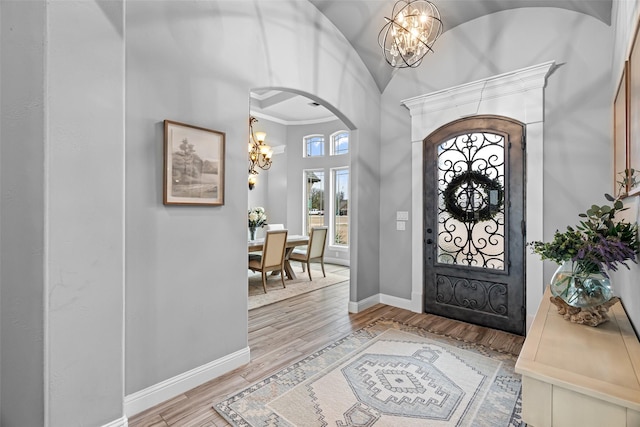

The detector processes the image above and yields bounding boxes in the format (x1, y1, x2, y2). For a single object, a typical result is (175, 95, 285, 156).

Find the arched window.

(304, 135, 324, 157)
(331, 131, 349, 155)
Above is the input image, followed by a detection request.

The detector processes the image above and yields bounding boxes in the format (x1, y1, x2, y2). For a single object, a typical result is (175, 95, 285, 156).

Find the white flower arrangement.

(248, 207, 267, 229)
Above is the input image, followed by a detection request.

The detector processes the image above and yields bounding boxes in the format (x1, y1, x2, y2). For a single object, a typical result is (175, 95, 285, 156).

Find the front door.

(423, 115, 525, 335)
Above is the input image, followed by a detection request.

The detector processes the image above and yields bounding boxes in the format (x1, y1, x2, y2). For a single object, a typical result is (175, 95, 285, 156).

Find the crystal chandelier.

(378, 0, 443, 68)
(248, 116, 272, 179)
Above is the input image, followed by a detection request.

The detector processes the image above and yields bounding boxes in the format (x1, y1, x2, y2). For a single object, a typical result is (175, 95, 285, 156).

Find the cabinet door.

(553, 387, 626, 427)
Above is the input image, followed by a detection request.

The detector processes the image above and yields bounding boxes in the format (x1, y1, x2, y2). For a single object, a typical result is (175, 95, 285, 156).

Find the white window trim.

(330, 166, 349, 247)
(330, 130, 349, 156)
(303, 134, 325, 158)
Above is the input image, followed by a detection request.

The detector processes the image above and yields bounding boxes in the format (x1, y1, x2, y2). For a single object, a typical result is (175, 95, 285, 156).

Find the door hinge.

(521, 220, 526, 236)
(521, 306, 526, 315)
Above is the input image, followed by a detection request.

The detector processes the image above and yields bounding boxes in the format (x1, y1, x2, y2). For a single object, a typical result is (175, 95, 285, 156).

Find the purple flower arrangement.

(529, 187, 638, 277)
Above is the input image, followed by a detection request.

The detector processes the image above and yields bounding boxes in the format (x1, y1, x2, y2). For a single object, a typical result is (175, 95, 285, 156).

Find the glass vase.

(549, 261, 613, 308)
(249, 226, 256, 241)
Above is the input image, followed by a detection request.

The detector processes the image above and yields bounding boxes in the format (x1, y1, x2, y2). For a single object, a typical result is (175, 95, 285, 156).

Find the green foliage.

(528, 228, 584, 264)
(310, 188, 324, 210)
(528, 170, 639, 273)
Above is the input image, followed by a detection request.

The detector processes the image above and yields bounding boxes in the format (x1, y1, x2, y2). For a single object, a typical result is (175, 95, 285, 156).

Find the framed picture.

(614, 61, 629, 197)
(163, 120, 225, 206)
(629, 21, 640, 195)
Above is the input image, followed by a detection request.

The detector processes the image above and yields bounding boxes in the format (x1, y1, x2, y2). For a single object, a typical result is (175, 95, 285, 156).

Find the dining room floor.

(247, 262, 349, 309)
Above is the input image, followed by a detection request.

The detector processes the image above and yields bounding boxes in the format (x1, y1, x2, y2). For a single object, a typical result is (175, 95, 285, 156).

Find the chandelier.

(248, 116, 272, 178)
(378, 0, 443, 68)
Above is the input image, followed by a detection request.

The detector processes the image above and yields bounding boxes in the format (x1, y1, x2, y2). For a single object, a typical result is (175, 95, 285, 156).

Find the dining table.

(248, 234, 309, 280)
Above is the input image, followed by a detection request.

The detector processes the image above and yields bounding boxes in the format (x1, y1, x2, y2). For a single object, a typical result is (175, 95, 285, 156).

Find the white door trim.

(402, 60, 555, 332)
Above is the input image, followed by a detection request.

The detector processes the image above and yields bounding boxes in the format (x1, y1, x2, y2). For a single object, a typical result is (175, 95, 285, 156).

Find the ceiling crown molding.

(249, 110, 338, 126)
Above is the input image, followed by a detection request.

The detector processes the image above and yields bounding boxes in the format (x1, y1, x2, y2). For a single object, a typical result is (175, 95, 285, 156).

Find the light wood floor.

(128, 279, 525, 427)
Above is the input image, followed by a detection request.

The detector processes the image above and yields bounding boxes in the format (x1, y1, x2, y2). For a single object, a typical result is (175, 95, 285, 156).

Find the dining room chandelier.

(378, 0, 443, 68)
(248, 116, 272, 177)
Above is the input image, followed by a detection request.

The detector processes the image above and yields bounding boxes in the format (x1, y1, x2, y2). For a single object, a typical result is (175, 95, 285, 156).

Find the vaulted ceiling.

(252, 0, 612, 124)
(310, 0, 612, 92)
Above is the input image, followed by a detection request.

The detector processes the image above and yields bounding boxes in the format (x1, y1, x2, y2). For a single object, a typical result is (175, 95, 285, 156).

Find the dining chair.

(265, 223, 285, 231)
(289, 226, 328, 280)
(248, 229, 288, 293)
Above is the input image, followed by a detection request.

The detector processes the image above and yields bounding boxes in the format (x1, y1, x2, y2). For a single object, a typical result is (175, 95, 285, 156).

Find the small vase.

(249, 227, 256, 241)
(550, 261, 613, 308)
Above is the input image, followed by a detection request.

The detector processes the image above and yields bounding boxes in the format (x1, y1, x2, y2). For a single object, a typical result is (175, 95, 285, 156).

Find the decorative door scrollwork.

(437, 132, 506, 270)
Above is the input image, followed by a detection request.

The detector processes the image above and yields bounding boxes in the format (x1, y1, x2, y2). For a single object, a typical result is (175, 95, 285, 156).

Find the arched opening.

(246, 87, 355, 310)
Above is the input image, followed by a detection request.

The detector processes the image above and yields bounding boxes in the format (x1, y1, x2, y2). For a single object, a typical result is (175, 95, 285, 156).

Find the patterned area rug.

(215, 319, 525, 426)
(248, 264, 348, 310)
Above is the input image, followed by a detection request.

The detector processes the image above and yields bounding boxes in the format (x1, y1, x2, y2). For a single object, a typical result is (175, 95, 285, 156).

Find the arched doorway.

(423, 115, 526, 335)
(247, 87, 355, 307)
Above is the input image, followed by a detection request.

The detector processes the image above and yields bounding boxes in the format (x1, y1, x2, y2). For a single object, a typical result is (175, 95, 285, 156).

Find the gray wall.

(1, 2, 46, 425)
(125, 0, 380, 397)
(1, 1, 126, 426)
(611, 0, 640, 329)
(380, 8, 614, 312)
(47, 2, 125, 424)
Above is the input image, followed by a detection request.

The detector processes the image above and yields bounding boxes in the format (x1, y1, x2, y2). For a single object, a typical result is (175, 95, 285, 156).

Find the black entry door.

(423, 116, 525, 335)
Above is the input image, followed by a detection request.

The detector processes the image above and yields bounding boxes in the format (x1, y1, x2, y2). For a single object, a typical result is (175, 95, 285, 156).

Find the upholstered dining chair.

(265, 223, 285, 231)
(289, 226, 328, 281)
(248, 229, 288, 293)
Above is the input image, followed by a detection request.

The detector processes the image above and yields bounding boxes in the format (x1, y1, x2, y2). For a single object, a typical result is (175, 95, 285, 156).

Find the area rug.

(215, 319, 525, 426)
(248, 264, 348, 310)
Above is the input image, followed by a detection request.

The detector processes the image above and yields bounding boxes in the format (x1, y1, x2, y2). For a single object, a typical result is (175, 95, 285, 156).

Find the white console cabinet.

(515, 288, 640, 427)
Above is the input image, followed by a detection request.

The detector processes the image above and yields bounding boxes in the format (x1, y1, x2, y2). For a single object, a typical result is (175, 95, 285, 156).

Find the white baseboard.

(349, 293, 419, 314)
(348, 293, 380, 313)
(102, 416, 128, 427)
(124, 346, 250, 417)
(379, 293, 414, 312)
(410, 291, 424, 313)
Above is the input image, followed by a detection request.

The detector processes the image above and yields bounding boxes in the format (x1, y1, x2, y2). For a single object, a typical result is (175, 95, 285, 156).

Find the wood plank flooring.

(128, 273, 525, 427)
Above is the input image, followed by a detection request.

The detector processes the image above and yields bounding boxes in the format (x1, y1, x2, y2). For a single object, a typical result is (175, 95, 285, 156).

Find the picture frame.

(614, 60, 629, 197)
(163, 120, 225, 206)
(629, 21, 640, 195)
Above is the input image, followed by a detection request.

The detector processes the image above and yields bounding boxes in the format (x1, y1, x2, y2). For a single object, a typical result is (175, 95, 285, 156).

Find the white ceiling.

(250, 89, 337, 125)
(251, 0, 612, 124)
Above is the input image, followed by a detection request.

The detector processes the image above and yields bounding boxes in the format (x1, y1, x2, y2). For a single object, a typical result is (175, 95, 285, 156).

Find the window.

(331, 131, 349, 155)
(333, 168, 349, 245)
(304, 170, 324, 235)
(304, 135, 324, 157)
